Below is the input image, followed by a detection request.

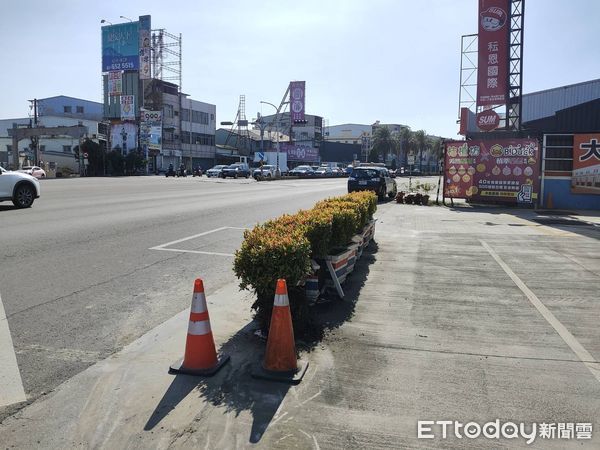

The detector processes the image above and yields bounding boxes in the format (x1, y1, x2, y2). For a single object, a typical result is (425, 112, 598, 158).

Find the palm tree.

(397, 127, 413, 167)
(414, 130, 427, 172)
(371, 126, 396, 164)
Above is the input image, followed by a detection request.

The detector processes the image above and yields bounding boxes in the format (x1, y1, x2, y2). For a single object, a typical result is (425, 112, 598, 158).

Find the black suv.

(348, 166, 397, 200)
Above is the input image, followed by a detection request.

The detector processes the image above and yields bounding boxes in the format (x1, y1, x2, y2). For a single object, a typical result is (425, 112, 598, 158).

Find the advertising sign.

(477, 0, 509, 106)
(572, 134, 600, 194)
(476, 109, 501, 131)
(289, 81, 306, 123)
(102, 22, 140, 72)
(281, 143, 319, 162)
(444, 139, 539, 204)
(140, 110, 162, 152)
(139, 15, 151, 79)
(120, 95, 135, 121)
(108, 71, 122, 96)
(110, 123, 138, 155)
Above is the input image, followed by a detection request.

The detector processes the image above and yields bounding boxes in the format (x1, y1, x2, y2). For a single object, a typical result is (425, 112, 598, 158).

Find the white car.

(0, 166, 41, 208)
(206, 165, 228, 177)
(18, 166, 46, 179)
(253, 165, 276, 179)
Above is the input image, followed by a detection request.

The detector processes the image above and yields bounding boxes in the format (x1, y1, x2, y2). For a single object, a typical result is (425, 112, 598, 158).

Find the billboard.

(572, 134, 600, 194)
(139, 15, 151, 79)
(289, 81, 306, 123)
(102, 22, 140, 72)
(476, 0, 510, 106)
(444, 139, 539, 204)
(120, 95, 135, 121)
(281, 143, 319, 162)
(140, 110, 162, 152)
(108, 71, 122, 96)
(110, 123, 138, 155)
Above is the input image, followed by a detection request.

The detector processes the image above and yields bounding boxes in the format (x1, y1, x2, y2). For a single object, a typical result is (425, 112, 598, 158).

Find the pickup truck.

(221, 163, 251, 179)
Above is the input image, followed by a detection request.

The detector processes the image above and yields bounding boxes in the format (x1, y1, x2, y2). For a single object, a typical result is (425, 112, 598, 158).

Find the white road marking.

(0, 292, 27, 407)
(149, 226, 245, 257)
(480, 240, 600, 384)
(151, 248, 235, 257)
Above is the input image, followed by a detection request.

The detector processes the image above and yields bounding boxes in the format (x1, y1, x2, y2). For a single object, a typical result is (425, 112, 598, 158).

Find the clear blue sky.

(1, 0, 598, 138)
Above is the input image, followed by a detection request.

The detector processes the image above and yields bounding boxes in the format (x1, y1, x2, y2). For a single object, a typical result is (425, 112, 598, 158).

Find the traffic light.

(73, 145, 80, 160)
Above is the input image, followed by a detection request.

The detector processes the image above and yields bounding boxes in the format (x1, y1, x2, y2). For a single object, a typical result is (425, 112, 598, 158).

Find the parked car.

(314, 166, 334, 177)
(221, 163, 251, 178)
(206, 165, 228, 177)
(0, 166, 41, 208)
(331, 167, 345, 177)
(348, 166, 397, 200)
(18, 166, 46, 179)
(289, 165, 315, 177)
(253, 165, 276, 179)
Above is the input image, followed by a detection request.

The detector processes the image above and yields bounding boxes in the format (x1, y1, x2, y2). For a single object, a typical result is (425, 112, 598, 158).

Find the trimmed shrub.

(233, 191, 377, 333)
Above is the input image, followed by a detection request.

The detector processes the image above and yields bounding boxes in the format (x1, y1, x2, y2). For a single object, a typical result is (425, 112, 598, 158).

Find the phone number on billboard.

(107, 62, 136, 70)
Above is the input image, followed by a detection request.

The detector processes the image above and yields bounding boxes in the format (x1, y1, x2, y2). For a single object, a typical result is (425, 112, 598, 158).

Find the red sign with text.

(477, 0, 510, 106)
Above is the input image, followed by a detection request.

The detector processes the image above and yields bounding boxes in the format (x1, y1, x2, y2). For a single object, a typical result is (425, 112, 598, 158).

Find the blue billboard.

(102, 22, 140, 72)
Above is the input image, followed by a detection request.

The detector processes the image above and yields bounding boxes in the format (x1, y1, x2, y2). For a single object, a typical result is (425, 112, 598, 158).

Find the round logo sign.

(477, 109, 501, 131)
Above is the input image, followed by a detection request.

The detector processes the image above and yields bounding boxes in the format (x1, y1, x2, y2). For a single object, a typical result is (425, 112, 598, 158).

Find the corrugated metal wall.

(522, 78, 600, 122)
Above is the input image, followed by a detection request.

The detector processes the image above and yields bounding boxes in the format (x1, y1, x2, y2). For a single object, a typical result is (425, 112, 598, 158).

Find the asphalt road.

(0, 175, 348, 418)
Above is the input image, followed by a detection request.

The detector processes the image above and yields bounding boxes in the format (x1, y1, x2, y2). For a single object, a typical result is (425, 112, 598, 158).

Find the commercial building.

(0, 96, 105, 173)
(463, 78, 600, 210)
(101, 15, 216, 173)
(256, 112, 323, 149)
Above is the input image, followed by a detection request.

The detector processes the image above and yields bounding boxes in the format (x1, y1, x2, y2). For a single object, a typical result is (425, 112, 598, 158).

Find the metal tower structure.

(458, 34, 478, 120)
(151, 29, 182, 91)
(506, 0, 525, 131)
(224, 95, 252, 156)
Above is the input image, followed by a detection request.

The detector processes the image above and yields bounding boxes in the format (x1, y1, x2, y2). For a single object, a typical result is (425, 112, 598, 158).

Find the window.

(39, 145, 46, 152)
(64, 106, 72, 113)
(191, 110, 209, 125)
(543, 134, 573, 173)
(164, 104, 174, 118)
(210, 113, 214, 121)
(63, 145, 72, 153)
(6, 145, 12, 153)
(76, 106, 84, 114)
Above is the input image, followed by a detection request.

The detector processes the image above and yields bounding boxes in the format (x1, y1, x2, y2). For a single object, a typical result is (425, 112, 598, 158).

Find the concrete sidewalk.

(0, 202, 599, 449)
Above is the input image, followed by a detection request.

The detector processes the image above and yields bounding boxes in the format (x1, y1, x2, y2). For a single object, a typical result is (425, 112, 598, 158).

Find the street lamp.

(120, 15, 133, 22)
(100, 19, 113, 25)
(260, 100, 285, 177)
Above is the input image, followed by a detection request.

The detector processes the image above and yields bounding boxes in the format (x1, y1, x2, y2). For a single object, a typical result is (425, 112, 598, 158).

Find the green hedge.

(234, 191, 377, 333)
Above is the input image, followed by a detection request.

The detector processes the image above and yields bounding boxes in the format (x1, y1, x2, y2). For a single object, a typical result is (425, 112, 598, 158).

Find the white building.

(0, 96, 104, 173)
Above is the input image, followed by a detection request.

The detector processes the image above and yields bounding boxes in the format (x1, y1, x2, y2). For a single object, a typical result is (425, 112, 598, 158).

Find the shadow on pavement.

(144, 374, 199, 431)
(144, 243, 379, 442)
(447, 204, 600, 240)
(144, 322, 289, 443)
(300, 242, 378, 351)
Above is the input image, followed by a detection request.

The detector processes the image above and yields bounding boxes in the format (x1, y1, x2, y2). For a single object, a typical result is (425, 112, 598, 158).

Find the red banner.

(444, 139, 540, 204)
(477, 0, 510, 106)
(572, 134, 600, 194)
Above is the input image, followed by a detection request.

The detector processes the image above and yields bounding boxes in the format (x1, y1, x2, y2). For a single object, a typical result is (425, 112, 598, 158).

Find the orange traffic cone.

(252, 279, 308, 384)
(169, 279, 230, 376)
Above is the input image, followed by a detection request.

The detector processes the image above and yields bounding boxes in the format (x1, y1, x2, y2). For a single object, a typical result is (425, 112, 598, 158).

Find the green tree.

(371, 126, 396, 164)
(80, 139, 104, 176)
(106, 150, 125, 176)
(397, 127, 413, 166)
